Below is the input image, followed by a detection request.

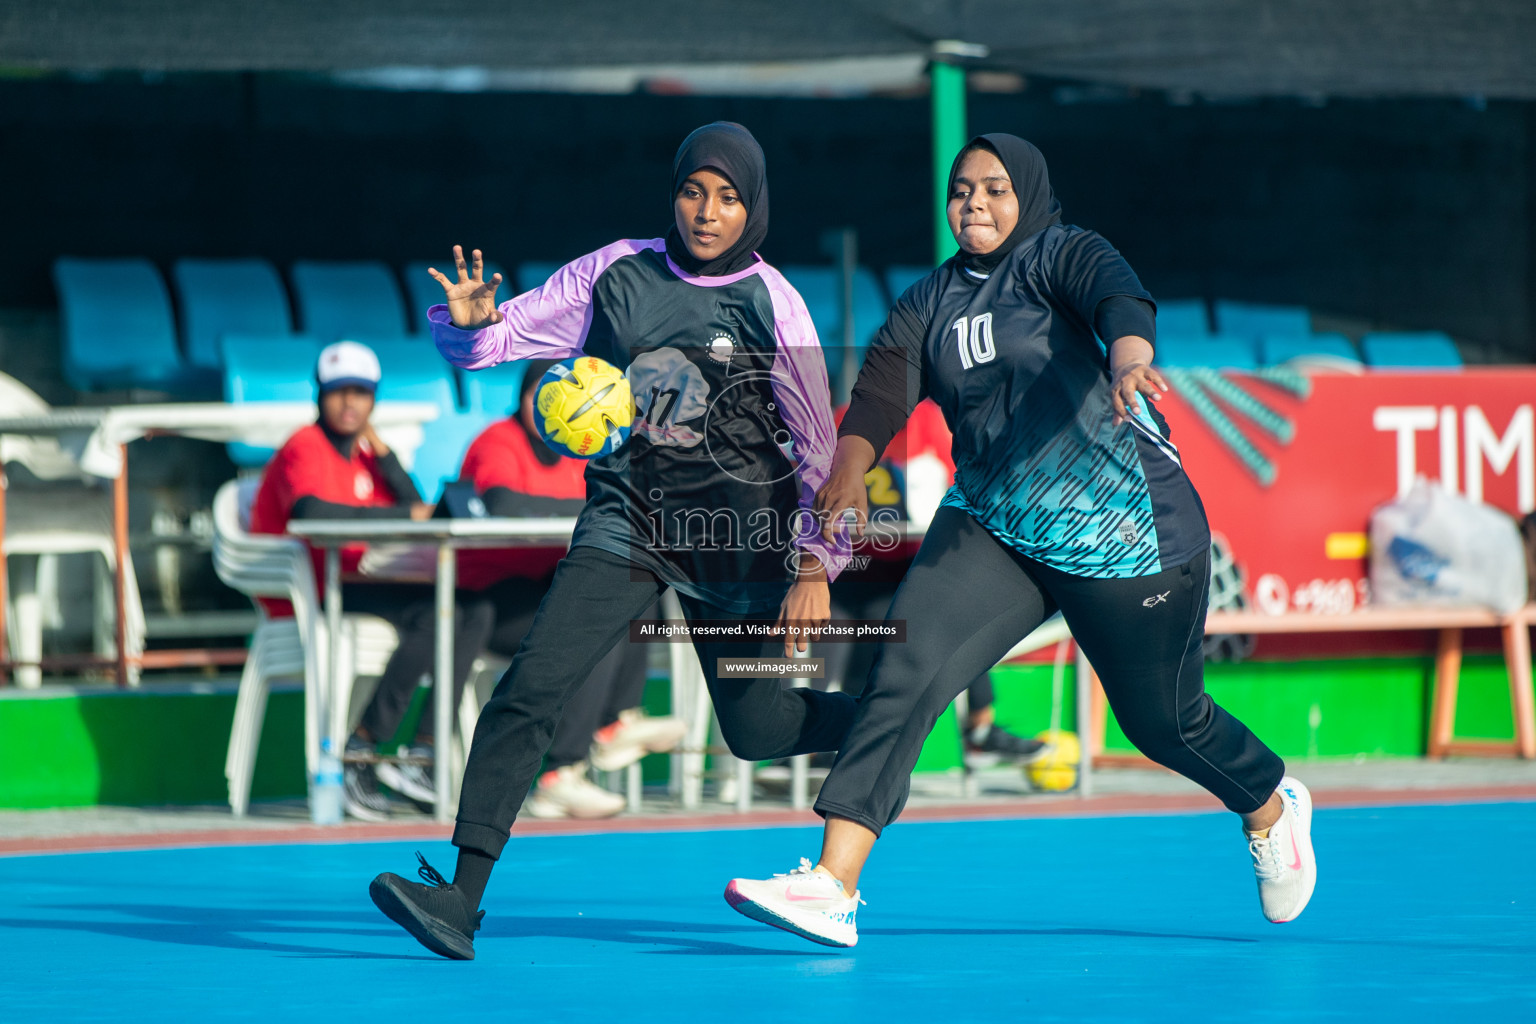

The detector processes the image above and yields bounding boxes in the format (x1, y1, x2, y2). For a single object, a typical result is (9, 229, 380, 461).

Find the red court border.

(3, 784, 1533, 858)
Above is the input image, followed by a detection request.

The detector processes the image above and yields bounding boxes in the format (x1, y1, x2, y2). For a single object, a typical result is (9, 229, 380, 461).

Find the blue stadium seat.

(401, 260, 507, 335)
(220, 334, 322, 467)
(463, 361, 530, 418)
(1212, 300, 1311, 339)
(780, 265, 889, 348)
(290, 261, 408, 342)
(172, 259, 292, 371)
(1360, 332, 1462, 370)
(1152, 333, 1260, 370)
(365, 339, 485, 497)
(780, 265, 891, 391)
(1260, 332, 1361, 367)
(221, 335, 322, 403)
(1155, 299, 1210, 337)
(53, 257, 190, 393)
(884, 265, 932, 303)
(516, 262, 562, 293)
(406, 412, 494, 503)
(367, 339, 459, 409)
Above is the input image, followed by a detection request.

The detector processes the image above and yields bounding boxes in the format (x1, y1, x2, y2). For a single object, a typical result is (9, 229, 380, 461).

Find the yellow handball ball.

(534, 356, 634, 459)
(1024, 730, 1081, 792)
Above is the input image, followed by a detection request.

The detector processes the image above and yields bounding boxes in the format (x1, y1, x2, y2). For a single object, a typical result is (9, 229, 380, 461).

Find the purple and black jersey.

(840, 223, 1210, 579)
(432, 238, 846, 612)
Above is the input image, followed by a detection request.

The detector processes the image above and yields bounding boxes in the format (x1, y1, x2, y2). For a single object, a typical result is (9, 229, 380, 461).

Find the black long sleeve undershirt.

(289, 447, 423, 520)
(478, 486, 585, 518)
(290, 496, 412, 520)
(373, 449, 424, 505)
(1093, 295, 1157, 353)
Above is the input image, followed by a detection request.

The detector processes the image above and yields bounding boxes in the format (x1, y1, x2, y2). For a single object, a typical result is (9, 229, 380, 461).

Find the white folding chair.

(2, 374, 147, 687)
(3, 489, 147, 689)
(213, 479, 399, 816)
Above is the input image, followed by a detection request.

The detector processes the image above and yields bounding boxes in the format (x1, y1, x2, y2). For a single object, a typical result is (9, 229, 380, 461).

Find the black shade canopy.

(4, 1, 1535, 99)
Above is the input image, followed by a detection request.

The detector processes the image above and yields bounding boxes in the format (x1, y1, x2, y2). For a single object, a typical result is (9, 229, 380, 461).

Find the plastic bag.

(1369, 477, 1528, 614)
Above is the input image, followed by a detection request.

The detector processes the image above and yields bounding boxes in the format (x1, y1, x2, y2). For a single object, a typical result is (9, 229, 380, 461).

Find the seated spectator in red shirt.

(250, 341, 495, 821)
(459, 359, 684, 819)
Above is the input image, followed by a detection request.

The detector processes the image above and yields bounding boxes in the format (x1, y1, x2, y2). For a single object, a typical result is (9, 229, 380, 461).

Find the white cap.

(316, 341, 381, 393)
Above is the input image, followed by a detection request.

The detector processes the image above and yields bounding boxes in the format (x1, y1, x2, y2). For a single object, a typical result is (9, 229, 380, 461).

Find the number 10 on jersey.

(951, 313, 996, 369)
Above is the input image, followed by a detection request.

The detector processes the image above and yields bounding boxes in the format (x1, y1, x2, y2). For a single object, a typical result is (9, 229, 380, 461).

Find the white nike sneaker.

(1247, 775, 1317, 923)
(724, 858, 864, 947)
(376, 745, 436, 805)
(523, 762, 627, 820)
(590, 708, 688, 772)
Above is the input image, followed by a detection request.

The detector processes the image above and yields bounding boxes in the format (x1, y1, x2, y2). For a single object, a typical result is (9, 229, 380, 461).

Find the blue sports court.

(2, 800, 1531, 1022)
(5, 8, 1536, 1024)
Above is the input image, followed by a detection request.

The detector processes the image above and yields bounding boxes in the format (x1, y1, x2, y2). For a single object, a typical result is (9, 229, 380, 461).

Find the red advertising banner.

(1160, 367, 1533, 654)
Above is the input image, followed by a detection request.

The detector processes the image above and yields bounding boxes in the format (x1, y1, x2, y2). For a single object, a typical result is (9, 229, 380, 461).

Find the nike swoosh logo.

(785, 885, 831, 903)
(1287, 831, 1302, 871)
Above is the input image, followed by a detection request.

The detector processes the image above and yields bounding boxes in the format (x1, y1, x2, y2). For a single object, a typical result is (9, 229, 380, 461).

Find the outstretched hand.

(428, 246, 504, 329)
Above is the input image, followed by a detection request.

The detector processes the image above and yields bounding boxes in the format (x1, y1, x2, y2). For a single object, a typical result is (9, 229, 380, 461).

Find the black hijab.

(664, 121, 769, 277)
(947, 133, 1061, 275)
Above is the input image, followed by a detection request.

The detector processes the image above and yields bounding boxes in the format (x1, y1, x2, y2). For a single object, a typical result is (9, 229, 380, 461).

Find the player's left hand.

(1110, 361, 1169, 427)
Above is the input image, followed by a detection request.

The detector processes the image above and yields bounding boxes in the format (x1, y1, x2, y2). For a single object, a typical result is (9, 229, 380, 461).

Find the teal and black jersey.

(841, 223, 1209, 579)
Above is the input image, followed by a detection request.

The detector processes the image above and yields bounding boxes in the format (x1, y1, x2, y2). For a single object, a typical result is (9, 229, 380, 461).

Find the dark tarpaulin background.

(3, 77, 1532, 358)
(1, 2, 1534, 359)
(4, 0, 1536, 99)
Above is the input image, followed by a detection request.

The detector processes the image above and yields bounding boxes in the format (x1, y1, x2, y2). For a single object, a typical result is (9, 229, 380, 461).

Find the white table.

(287, 515, 1099, 819)
(0, 401, 438, 685)
(287, 517, 577, 821)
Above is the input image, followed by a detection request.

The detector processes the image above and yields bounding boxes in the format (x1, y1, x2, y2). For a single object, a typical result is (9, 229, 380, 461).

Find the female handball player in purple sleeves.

(367, 122, 861, 960)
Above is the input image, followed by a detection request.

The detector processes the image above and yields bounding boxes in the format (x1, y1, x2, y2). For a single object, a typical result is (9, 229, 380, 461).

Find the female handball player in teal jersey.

(724, 133, 1317, 947)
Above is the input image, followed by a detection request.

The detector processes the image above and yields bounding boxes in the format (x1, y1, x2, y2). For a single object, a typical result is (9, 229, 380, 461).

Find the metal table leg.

(1074, 643, 1093, 798)
(434, 543, 456, 823)
(790, 645, 811, 811)
(626, 762, 642, 813)
(735, 757, 753, 813)
(0, 466, 8, 687)
(113, 444, 129, 687)
(323, 546, 343, 818)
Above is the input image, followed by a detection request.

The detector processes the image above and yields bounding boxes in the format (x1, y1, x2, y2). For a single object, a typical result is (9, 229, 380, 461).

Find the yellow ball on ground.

(534, 356, 633, 459)
(1025, 730, 1080, 792)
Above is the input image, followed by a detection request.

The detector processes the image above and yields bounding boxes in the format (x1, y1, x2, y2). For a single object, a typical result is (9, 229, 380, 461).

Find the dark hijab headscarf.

(664, 121, 769, 277)
(947, 133, 1061, 275)
(518, 357, 563, 464)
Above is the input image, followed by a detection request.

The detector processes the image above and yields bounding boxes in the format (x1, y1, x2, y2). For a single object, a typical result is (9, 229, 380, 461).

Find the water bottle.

(309, 738, 344, 825)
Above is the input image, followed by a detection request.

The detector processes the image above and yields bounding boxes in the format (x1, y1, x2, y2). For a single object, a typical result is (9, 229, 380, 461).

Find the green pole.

(930, 59, 968, 266)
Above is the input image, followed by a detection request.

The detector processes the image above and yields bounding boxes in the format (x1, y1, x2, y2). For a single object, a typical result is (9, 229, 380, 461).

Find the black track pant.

(483, 578, 655, 770)
(815, 506, 1285, 836)
(454, 545, 860, 858)
(826, 580, 993, 710)
(345, 583, 496, 745)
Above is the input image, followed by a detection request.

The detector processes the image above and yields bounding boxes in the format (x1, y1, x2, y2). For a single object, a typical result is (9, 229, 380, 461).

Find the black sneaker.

(964, 724, 1047, 769)
(370, 852, 485, 961)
